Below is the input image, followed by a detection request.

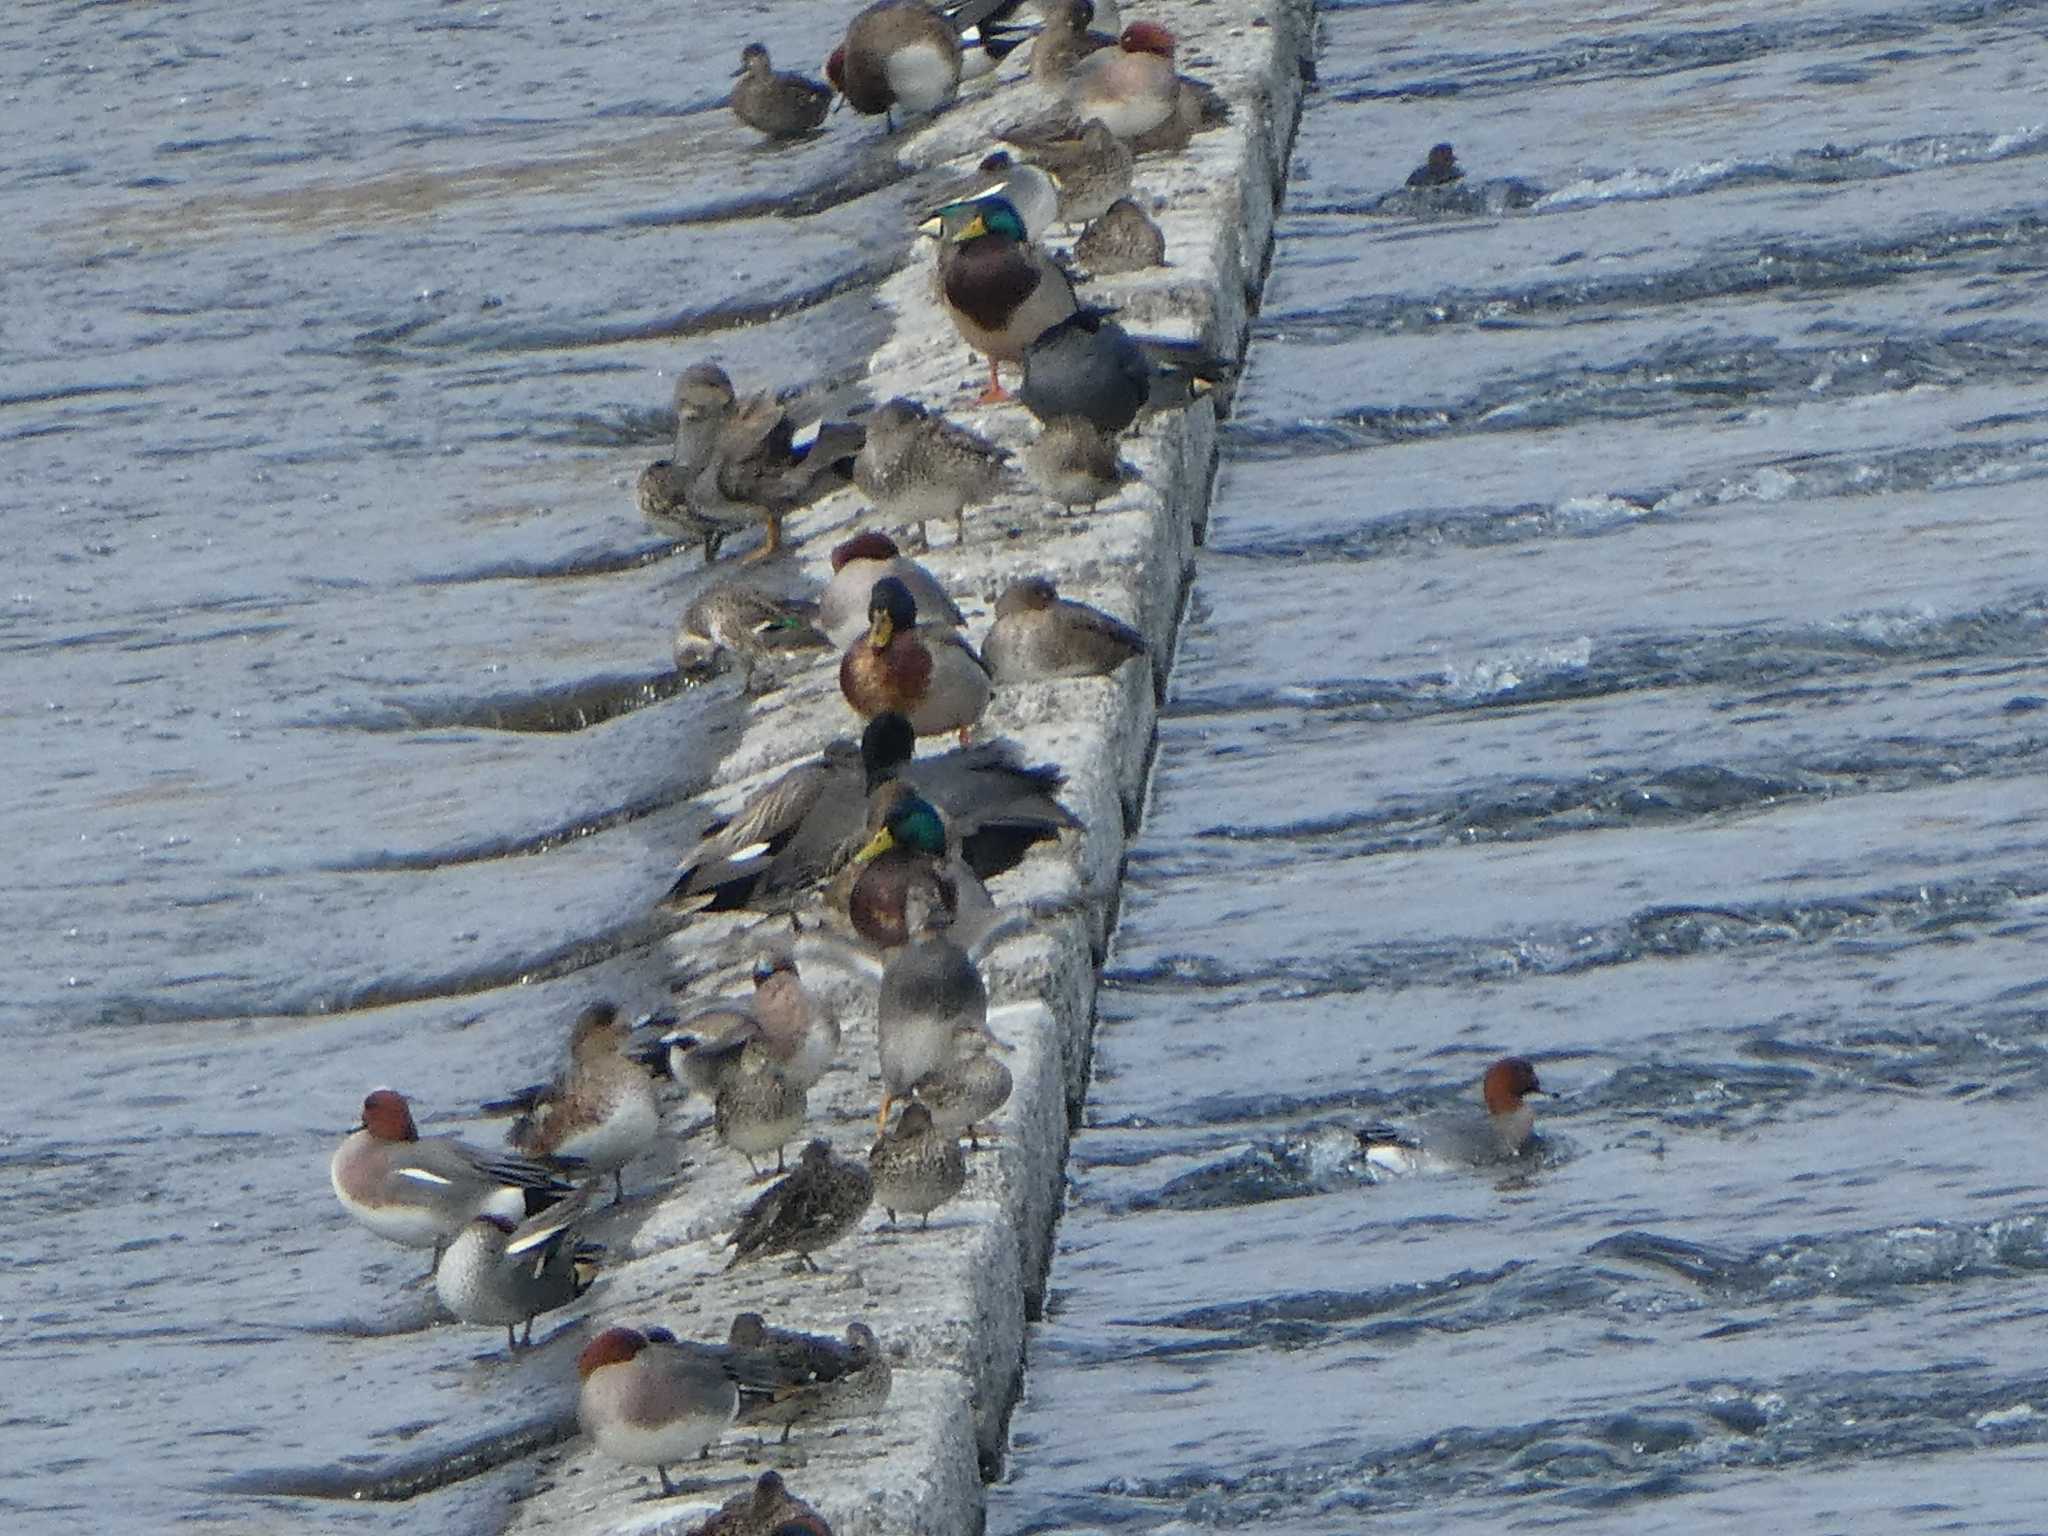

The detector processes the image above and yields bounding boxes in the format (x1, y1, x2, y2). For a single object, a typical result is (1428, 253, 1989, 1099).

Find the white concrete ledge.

(504, 2, 1311, 1530)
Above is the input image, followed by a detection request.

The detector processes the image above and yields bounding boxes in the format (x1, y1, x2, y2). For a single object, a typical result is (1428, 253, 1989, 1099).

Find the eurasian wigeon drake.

(433, 1191, 601, 1351)
(576, 1326, 740, 1496)
(329, 1088, 573, 1262)
(983, 574, 1146, 682)
(818, 531, 963, 649)
(1063, 22, 1227, 152)
(724, 1139, 873, 1272)
(868, 1099, 968, 1227)
(852, 396, 1008, 548)
(481, 1001, 660, 1202)
(1359, 1056, 1547, 1173)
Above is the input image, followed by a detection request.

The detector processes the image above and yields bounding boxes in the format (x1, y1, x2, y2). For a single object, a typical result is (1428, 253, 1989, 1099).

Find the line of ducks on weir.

(324, 0, 1533, 1525)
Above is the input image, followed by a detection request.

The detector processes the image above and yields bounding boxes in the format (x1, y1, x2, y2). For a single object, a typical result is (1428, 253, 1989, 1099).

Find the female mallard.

(925, 195, 1078, 403)
(839, 574, 991, 738)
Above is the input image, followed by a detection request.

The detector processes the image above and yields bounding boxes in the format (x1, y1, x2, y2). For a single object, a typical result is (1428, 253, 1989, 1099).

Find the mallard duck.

(724, 1139, 873, 1272)
(660, 739, 867, 913)
(924, 195, 1079, 403)
(672, 581, 829, 691)
(1023, 414, 1127, 509)
(862, 710, 1075, 879)
(983, 574, 1146, 682)
(730, 43, 832, 139)
(835, 783, 992, 952)
(820, 531, 964, 648)
(852, 397, 1008, 548)
(1074, 196, 1164, 273)
(875, 879, 987, 1132)
(1013, 118, 1132, 226)
(838, 574, 992, 737)
(868, 1100, 967, 1227)
(936, 150, 1059, 243)
(1407, 142, 1464, 187)
(1019, 306, 1228, 434)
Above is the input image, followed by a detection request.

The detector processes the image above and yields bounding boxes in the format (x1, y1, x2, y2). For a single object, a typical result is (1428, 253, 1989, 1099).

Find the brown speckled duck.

(838, 574, 992, 738)
(730, 44, 832, 139)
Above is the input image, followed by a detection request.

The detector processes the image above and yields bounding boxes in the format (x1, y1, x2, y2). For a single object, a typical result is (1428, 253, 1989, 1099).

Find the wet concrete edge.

(499, 1, 1314, 1532)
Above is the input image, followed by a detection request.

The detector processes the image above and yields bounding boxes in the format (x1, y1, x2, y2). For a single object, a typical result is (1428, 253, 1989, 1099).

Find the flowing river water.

(6, 0, 2048, 1531)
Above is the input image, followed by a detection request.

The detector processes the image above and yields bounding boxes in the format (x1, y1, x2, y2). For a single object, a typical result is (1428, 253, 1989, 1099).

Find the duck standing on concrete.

(1075, 196, 1164, 273)
(672, 582, 830, 692)
(1028, 0, 1116, 86)
(938, 150, 1060, 244)
(330, 1088, 575, 1265)
(730, 44, 832, 139)
(727, 1316, 893, 1443)
(434, 1190, 602, 1351)
(925, 195, 1079, 403)
(839, 575, 992, 738)
(661, 738, 867, 914)
(1023, 414, 1126, 510)
(638, 363, 746, 561)
(827, 0, 980, 129)
(1019, 306, 1225, 434)
(1063, 22, 1228, 153)
(725, 1139, 875, 1272)
(876, 879, 988, 1133)
(869, 1100, 968, 1226)
(836, 784, 995, 953)
(576, 1326, 741, 1496)
(819, 531, 965, 648)
(983, 574, 1146, 683)
(853, 397, 1008, 548)
(481, 1001, 661, 1202)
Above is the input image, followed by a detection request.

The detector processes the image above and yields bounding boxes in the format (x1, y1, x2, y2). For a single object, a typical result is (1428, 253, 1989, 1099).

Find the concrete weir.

(508, 2, 1311, 1531)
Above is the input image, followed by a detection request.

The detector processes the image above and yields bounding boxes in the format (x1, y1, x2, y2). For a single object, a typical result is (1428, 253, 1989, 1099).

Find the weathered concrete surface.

(503, 2, 1311, 1531)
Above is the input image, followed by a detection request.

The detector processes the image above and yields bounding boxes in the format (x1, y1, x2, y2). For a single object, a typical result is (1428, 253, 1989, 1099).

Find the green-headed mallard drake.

(731, 43, 832, 139)
(820, 531, 965, 647)
(660, 739, 867, 914)
(924, 195, 1079, 404)
(868, 1099, 967, 1227)
(875, 878, 987, 1132)
(983, 573, 1147, 683)
(839, 574, 992, 738)
(724, 1138, 873, 1272)
(1023, 413, 1127, 509)
(672, 581, 830, 692)
(935, 150, 1058, 244)
(1074, 195, 1164, 273)
(862, 710, 1074, 879)
(834, 782, 991, 953)
(852, 397, 1008, 548)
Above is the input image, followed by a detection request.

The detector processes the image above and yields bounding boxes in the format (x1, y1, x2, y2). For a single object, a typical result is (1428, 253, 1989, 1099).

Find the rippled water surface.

(5, 0, 919, 1528)
(991, 0, 2048, 1529)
